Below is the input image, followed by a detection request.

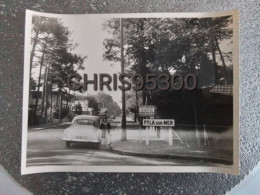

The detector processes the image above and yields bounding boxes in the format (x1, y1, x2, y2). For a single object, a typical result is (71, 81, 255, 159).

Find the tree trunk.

(40, 68, 46, 119)
(147, 90, 151, 105)
(120, 18, 127, 141)
(139, 20, 147, 106)
(135, 90, 138, 122)
(210, 29, 218, 84)
(34, 43, 47, 117)
(142, 89, 147, 105)
(41, 63, 49, 119)
(59, 91, 63, 123)
(214, 36, 230, 84)
(44, 64, 50, 123)
(30, 30, 39, 79)
(50, 75, 53, 124)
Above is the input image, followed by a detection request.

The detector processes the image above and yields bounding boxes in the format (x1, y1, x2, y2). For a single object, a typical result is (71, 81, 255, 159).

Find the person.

(99, 122, 106, 130)
(106, 120, 111, 134)
(103, 118, 112, 150)
(99, 122, 106, 145)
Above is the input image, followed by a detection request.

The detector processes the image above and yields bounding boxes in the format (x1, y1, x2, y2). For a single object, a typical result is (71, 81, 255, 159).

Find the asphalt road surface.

(26, 124, 195, 167)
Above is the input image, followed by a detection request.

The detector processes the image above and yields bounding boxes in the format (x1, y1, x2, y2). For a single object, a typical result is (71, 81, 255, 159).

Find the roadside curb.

(28, 123, 70, 132)
(110, 148, 233, 165)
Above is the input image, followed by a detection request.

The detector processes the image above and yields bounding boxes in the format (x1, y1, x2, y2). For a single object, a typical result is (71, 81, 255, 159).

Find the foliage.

(125, 89, 142, 113)
(53, 107, 69, 119)
(30, 77, 37, 90)
(86, 96, 99, 114)
(30, 16, 86, 123)
(31, 16, 86, 90)
(95, 92, 122, 117)
(103, 16, 233, 125)
(103, 17, 233, 84)
(74, 103, 83, 115)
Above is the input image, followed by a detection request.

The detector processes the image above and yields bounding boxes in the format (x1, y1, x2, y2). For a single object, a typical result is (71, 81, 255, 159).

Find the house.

(71, 100, 94, 115)
(28, 87, 74, 124)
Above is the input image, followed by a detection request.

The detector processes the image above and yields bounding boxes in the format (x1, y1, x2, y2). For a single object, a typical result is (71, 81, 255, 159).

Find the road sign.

(100, 107, 107, 113)
(143, 119, 175, 127)
(139, 105, 156, 117)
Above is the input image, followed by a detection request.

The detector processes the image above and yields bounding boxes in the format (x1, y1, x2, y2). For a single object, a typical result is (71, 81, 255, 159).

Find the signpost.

(143, 119, 175, 127)
(142, 119, 183, 146)
(139, 105, 156, 117)
(137, 106, 183, 146)
(138, 105, 156, 145)
(143, 119, 175, 146)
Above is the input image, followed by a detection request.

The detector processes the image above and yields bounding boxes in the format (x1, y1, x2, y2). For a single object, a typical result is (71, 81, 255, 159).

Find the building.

(28, 87, 74, 124)
(71, 100, 94, 115)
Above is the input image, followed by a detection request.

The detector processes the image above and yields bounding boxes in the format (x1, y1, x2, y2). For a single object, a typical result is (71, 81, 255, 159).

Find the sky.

(59, 15, 122, 106)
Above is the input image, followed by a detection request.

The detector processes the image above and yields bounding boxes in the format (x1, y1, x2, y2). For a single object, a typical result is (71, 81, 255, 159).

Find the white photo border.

(22, 9, 240, 175)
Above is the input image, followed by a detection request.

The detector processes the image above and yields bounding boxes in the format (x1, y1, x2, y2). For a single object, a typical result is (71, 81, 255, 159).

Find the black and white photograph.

(22, 10, 239, 175)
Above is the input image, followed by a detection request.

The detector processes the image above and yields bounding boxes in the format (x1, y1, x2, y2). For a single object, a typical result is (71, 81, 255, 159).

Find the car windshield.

(74, 119, 95, 126)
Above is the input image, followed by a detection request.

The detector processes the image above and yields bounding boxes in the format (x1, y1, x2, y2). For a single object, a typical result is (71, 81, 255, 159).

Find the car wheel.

(66, 141, 71, 147)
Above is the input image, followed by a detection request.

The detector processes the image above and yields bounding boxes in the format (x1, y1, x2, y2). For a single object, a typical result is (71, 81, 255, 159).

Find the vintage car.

(63, 115, 102, 147)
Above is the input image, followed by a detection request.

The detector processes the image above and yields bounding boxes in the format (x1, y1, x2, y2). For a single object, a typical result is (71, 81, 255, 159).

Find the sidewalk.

(111, 140, 233, 165)
(111, 120, 233, 165)
(28, 121, 71, 131)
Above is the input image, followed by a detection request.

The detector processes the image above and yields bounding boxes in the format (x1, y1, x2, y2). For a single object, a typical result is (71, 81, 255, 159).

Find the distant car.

(110, 115, 115, 119)
(62, 115, 102, 147)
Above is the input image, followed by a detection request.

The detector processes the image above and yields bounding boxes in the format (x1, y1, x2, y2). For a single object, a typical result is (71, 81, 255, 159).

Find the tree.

(111, 102, 122, 117)
(95, 92, 113, 107)
(103, 17, 233, 87)
(74, 95, 100, 115)
(30, 16, 86, 123)
(30, 77, 37, 90)
(103, 16, 233, 146)
(85, 96, 99, 114)
(126, 89, 142, 115)
(74, 103, 83, 115)
(212, 16, 233, 84)
(95, 92, 121, 117)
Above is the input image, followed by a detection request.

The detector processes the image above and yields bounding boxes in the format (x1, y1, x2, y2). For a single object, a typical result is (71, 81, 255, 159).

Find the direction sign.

(143, 119, 175, 127)
(139, 105, 156, 117)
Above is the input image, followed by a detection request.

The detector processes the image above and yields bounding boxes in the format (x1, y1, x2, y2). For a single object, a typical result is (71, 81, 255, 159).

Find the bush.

(53, 107, 69, 119)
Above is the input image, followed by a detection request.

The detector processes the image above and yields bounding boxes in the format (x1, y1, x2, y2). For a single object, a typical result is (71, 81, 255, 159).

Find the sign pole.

(146, 126, 149, 145)
(142, 119, 175, 146)
(120, 18, 126, 130)
(139, 106, 156, 145)
(168, 127, 173, 146)
(139, 127, 142, 143)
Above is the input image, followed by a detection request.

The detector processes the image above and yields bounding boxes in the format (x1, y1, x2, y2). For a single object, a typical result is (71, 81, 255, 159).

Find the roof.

(30, 86, 75, 96)
(206, 85, 233, 95)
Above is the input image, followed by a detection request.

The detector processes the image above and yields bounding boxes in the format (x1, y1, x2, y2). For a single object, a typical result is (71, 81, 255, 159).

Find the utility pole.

(135, 89, 138, 122)
(120, 18, 127, 140)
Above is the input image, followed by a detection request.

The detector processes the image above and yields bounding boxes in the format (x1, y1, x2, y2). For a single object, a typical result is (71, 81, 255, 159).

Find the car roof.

(72, 115, 99, 123)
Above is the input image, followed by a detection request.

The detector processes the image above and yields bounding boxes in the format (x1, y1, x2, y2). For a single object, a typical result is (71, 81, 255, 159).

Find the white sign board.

(139, 105, 156, 117)
(100, 107, 107, 113)
(143, 119, 175, 127)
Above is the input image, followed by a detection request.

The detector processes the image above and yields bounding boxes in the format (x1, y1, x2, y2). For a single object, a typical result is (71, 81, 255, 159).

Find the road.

(26, 121, 195, 167)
